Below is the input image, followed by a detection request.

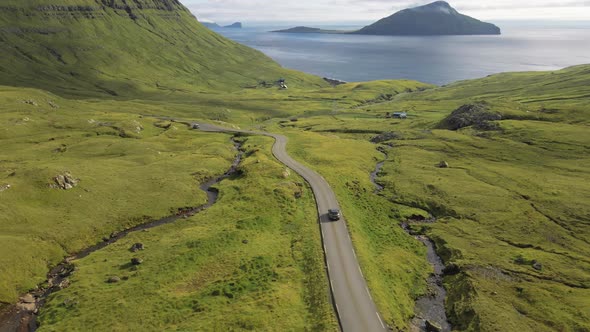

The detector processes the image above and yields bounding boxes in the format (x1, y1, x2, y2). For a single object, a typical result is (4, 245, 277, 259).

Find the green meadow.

(0, 86, 234, 301)
(2, 65, 589, 331)
(37, 134, 336, 331)
(277, 66, 590, 331)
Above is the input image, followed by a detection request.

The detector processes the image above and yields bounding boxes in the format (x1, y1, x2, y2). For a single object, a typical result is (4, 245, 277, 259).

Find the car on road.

(328, 209, 341, 221)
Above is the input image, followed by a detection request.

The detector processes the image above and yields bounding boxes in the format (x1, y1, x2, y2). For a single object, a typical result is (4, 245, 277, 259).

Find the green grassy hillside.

(0, 86, 234, 302)
(0, 86, 338, 331)
(277, 65, 590, 330)
(37, 135, 337, 331)
(3, 61, 587, 330)
(0, 71, 430, 306)
(0, 0, 326, 98)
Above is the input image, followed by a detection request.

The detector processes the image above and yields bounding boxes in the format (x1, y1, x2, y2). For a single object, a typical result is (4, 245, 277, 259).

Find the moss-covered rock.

(439, 102, 502, 130)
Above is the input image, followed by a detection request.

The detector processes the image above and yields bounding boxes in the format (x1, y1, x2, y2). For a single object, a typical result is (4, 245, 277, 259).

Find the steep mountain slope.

(355, 1, 500, 36)
(0, 0, 325, 98)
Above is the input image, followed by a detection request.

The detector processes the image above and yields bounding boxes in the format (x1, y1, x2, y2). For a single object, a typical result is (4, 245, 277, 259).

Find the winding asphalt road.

(200, 123, 387, 332)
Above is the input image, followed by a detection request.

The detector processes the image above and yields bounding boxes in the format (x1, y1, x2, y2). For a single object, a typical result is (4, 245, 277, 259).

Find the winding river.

(370, 148, 451, 332)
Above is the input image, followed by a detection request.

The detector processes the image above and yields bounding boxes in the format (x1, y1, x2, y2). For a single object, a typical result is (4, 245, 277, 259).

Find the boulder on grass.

(438, 161, 449, 168)
(130, 243, 145, 252)
(52, 172, 79, 190)
(107, 276, 121, 283)
(131, 258, 143, 265)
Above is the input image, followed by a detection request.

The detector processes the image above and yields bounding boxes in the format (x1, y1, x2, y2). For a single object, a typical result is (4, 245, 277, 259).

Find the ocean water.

(213, 23, 590, 85)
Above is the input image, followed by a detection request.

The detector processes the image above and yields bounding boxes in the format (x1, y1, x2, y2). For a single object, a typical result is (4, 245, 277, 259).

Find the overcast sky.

(183, 0, 590, 24)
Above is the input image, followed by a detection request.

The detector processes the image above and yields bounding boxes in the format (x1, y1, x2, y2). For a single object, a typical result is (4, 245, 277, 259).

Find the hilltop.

(0, 0, 324, 98)
(355, 1, 500, 35)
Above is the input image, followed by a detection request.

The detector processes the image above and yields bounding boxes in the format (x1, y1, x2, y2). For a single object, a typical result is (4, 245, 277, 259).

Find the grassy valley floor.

(36, 135, 336, 331)
(0, 86, 344, 331)
(273, 65, 590, 331)
(1, 65, 589, 331)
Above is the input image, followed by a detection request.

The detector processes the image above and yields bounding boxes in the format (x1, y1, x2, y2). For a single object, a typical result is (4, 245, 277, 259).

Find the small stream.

(402, 224, 451, 332)
(370, 148, 451, 332)
(370, 161, 385, 192)
(0, 138, 243, 332)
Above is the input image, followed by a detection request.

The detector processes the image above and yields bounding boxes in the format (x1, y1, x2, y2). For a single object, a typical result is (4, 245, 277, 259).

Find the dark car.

(328, 209, 341, 221)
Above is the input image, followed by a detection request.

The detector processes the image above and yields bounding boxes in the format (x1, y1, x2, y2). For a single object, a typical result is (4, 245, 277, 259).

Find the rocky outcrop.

(51, 172, 79, 190)
(51, 278, 71, 291)
(371, 131, 400, 143)
(323, 77, 347, 86)
(17, 294, 36, 313)
(439, 102, 502, 131)
(130, 243, 145, 252)
(22, 99, 38, 106)
(131, 258, 143, 265)
(107, 276, 121, 283)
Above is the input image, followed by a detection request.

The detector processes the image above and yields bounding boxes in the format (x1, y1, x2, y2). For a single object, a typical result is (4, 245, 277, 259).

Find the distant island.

(272, 26, 348, 34)
(224, 22, 242, 29)
(273, 1, 500, 36)
(201, 22, 220, 29)
(355, 1, 500, 35)
(201, 21, 242, 29)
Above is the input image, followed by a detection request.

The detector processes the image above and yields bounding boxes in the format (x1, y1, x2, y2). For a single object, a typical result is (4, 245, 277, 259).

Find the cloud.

(183, 0, 590, 23)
